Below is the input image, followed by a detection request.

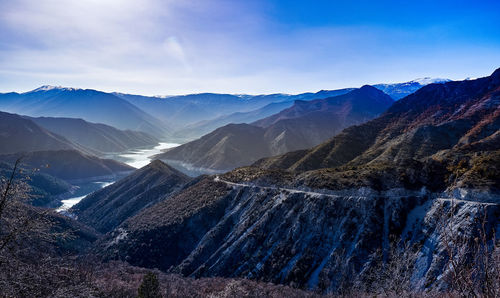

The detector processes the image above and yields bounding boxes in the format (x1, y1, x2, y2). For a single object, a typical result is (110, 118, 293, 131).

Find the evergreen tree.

(137, 272, 161, 298)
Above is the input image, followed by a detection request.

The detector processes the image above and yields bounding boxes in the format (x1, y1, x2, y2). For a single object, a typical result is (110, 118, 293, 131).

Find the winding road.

(214, 176, 499, 205)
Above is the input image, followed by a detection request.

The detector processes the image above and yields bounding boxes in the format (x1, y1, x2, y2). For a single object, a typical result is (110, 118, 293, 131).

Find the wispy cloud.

(0, 0, 499, 95)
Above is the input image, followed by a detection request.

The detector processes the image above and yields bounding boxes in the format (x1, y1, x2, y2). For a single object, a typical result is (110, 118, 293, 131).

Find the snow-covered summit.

(26, 85, 81, 93)
(409, 77, 451, 85)
(373, 77, 451, 100)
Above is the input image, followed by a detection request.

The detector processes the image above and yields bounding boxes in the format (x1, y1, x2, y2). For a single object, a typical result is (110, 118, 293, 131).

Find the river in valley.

(56, 181, 115, 212)
(56, 142, 180, 213)
(115, 142, 180, 169)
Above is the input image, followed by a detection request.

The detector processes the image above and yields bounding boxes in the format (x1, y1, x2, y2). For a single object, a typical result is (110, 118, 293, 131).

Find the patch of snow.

(410, 77, 451, 85)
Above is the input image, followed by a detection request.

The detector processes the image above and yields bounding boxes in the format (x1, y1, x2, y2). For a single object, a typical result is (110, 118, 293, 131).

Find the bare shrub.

(0, 159, 70, 255)
(347, 238, 419, 297)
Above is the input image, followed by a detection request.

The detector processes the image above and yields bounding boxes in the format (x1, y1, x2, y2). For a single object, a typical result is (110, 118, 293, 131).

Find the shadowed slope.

(73, 160, 191, 233)
(30, 116, 159, 154)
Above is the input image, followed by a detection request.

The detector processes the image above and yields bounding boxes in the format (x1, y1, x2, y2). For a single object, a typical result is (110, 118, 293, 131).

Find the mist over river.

(56, 142, 180, 213)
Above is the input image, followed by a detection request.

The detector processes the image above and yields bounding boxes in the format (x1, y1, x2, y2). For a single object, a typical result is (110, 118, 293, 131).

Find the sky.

(0, 0, 499, 95)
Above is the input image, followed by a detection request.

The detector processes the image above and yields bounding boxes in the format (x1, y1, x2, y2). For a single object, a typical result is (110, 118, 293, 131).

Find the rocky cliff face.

(100, 178, 499, 292)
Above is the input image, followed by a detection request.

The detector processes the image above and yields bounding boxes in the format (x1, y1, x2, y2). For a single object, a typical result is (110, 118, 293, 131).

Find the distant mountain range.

(0, 86, 169, 138)
(156, 86, 393, 171)
(86, 69, 499, 293)
(116, 78, 447, 138)
(0, 77, 447, 143)
(168, 88, 356, 140)
(114, 89, 357, 134)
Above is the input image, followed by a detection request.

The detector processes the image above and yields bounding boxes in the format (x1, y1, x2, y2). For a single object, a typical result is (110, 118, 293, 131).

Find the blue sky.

(0, 0, 499, 95)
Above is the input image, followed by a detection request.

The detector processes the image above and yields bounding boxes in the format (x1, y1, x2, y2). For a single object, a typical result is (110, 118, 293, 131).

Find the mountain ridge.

(0, 110, 88, 155)
(72, 160, 192, 233)
(156, 86, 393, 171)
(28, 116, 159, 154)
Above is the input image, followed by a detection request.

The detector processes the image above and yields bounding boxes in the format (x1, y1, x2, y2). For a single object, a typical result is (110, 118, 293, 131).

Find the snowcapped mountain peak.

(27, 85, 80, 93)
(373, 77, 452, 100)
(409, 77, 451, 85)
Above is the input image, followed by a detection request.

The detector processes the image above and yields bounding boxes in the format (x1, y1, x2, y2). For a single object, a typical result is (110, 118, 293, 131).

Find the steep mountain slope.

(0, 111, 86, 155)
(97, 69, 500, 293)
(257, 69, 500, 177)
(159, 124, 271, 171)
(156, 86, 393, 171)
(29, 116, 158, 154)
(72, 160, 191, 233)
(0, 86, 169, 138)
(0, 150, 133, 181)
(373, 77, 450, 99)
(254, 85, 392, 129)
